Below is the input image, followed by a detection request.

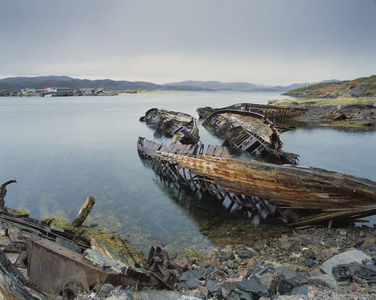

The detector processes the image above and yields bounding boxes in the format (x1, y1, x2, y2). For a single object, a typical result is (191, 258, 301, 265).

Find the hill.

(283, 75, 376, 98)
(0, 76, 162, 92)
(0, 75, 344, 93)
(164, 80, 319, 92)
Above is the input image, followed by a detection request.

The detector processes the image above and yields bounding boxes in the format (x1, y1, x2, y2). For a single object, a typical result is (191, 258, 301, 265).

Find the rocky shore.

(82, 226, 376, 299)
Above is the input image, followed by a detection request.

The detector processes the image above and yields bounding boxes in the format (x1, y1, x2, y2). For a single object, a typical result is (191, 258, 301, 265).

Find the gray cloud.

(1, 0, 375, 84)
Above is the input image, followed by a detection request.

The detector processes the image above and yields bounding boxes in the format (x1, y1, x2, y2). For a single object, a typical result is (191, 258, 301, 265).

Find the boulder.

(275, 267, 308, 295)
(320, 250, 371, 277)
(332, 262, 376, 282)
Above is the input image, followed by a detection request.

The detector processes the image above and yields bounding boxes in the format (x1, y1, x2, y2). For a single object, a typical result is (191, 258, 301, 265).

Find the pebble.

(84, 226, 376, 299)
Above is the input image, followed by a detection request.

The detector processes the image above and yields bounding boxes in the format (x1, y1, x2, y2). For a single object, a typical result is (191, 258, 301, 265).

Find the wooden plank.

(176, 145, 187, 154)
(187, 145, 197, 155)
(206, 145, 215, 156)
(155, 151, 376, 214)
(213, 147, 224, 158)
(221, 147, 231, 158)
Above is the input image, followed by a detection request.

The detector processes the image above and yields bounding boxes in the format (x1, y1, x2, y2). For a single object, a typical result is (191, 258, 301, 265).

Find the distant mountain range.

(0, 75, 339, 93)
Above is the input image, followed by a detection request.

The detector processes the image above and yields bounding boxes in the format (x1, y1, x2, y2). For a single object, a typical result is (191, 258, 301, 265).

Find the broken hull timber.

(196, 103, 308, 119)
(137, 137, 376, 227)
(202, 109, 298, 164)
(140, 108, 200, 144)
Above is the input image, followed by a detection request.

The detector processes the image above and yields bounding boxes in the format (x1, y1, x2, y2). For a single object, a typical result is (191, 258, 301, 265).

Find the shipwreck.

(196, 102, 308, 120)
(140, 108, 200, 144)
(0, 180, 177, 299)
(138, 137, 376, 228)
(202, 109, 298, 164)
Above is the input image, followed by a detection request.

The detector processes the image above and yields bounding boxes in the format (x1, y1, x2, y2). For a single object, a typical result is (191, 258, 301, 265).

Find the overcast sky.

(1, 0, 376, 85)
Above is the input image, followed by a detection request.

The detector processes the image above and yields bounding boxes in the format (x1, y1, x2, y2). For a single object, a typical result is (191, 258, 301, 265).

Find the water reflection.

(144, 162, 291, 252)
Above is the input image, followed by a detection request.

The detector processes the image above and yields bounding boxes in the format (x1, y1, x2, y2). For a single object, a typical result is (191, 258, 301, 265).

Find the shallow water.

(1, 92, 375, 253)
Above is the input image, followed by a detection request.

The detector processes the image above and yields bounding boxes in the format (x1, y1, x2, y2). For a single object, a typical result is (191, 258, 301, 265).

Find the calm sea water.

(1, 91, 375, 253)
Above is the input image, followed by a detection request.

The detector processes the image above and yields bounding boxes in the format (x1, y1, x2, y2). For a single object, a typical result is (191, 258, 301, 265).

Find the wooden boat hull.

(138, 137, 376, 226)
(140, 108, 200, 144)
(202, 109, 298, 164)
(197, 103, 308, 119)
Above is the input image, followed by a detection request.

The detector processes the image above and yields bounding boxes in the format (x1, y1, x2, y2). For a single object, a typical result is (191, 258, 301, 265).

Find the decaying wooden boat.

(137, 137, 376, 227)
(202, 109, 298, 164)
(197, 103, 308, 119)
(140, 108, 200, 144)
(0, 180, 176, 299)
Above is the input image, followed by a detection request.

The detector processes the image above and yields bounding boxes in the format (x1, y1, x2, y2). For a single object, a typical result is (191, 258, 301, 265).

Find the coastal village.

(0, 87, 121, 97)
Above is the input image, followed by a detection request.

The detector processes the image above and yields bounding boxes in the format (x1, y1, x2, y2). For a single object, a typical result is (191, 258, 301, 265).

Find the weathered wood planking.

(138, 137, 376, 225)
(153, 151, 376, 223)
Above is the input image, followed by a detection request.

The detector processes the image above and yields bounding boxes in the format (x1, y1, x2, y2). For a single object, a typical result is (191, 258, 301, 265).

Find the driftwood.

(138, 137, 376, 226)
(71, 196, 96, 228)
(0, 180, 17, 208)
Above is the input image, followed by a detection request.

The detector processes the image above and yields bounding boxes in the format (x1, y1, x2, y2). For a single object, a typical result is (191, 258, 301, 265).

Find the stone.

(238, 250, 254, 259)
(186, 278, 202, 289)
(280, 241, 292, 249)
(190, 285, 208, 297)
(320, 250, 371, 276)
(291, 284, 309, 295)
(259, 271, 278, 293)
(206, 280, 221, 294)
(359, 231, 366, 238)
(253, 240, 268, 251)
(335, 228, 347, 236)
(315, 247, 339, 261)
(219, 277, 243, 289)
(83, 249, 127, 274)
(236, 279, 269, 298)
(246, 263, 273, 280)
(275, 267, 308, 295)
(219, 252, 235, 262)
(98, 283, 115, 297)
(225, 260, 235, 269)
(332, 262, 376, 282)
(137, 290, 186, 300)
(170, 249, 191, 271)
(180, 270, 204, 281)
(304, 258, 315, 268)
(308, 274, 337, 288)
(354, 238, 364, 247)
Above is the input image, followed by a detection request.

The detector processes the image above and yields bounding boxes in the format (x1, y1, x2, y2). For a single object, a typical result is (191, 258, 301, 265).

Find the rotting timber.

(140, 108, 200, 144)
(138, 137, 376, 228)
(196, 103, 308, 120)
(202, 109, 298, 164)
(0, 180, 177, 299)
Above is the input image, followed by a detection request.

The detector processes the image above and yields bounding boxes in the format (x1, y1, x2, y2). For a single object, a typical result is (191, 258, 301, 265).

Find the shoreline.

(84, 226, 376, 299)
